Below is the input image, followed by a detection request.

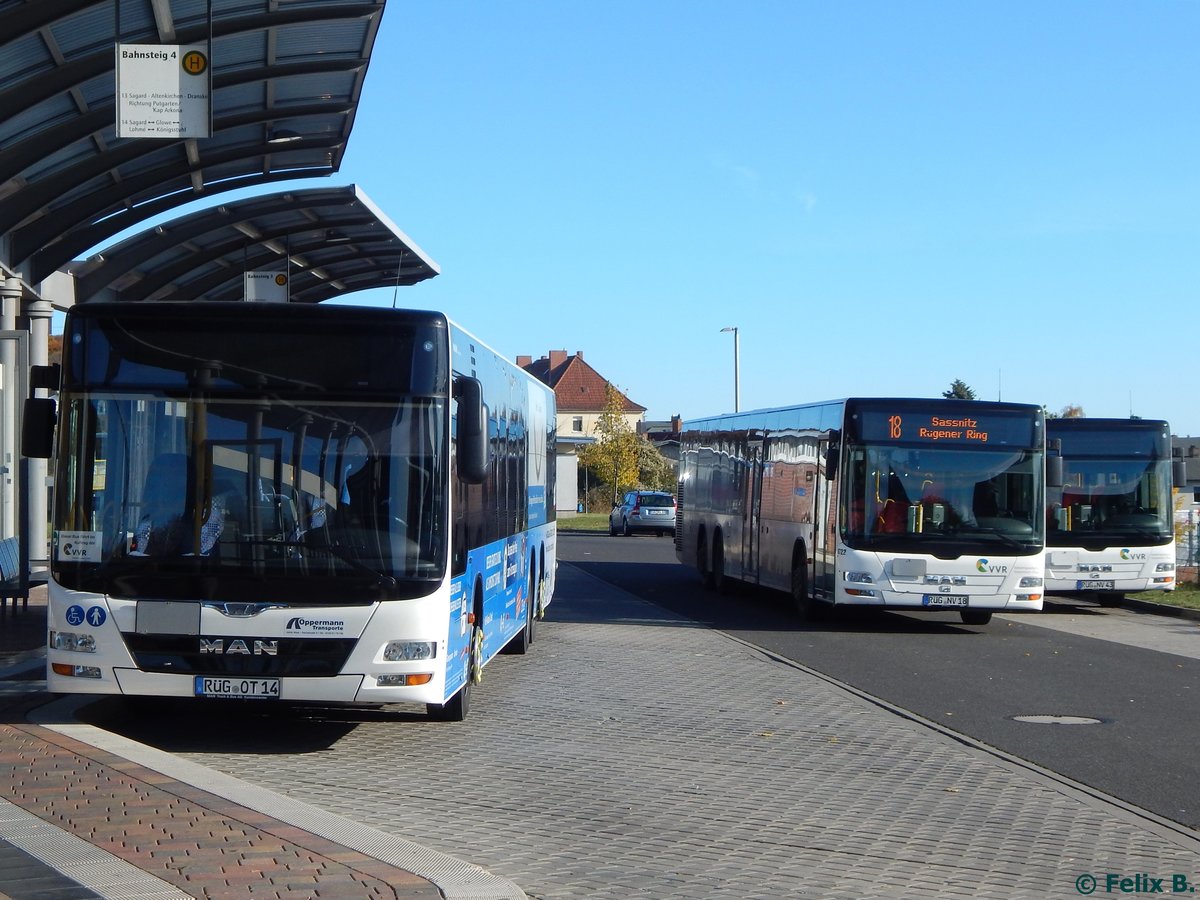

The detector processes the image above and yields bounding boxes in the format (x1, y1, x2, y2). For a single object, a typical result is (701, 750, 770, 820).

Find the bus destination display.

(857, 409, 1036, 447)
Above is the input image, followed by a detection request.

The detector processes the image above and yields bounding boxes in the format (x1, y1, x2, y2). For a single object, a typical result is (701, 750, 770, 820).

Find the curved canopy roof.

(0, 0, 385, 286)
(68, 184, 439, 304)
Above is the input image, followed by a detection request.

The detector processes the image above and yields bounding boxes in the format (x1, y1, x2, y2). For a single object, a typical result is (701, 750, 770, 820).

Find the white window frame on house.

(572, 416, 584, 433)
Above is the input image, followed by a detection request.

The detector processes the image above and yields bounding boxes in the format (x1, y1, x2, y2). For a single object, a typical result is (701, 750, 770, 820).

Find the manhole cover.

(1011, 714, 1104, 725)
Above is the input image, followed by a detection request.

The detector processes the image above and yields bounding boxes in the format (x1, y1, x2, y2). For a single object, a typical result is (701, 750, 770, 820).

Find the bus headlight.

(843, 572, 874, 584)
(1156, 563, 1175, 572)
(1018, 577, 1043, 588)
(49, 631, 96, 652)
(383, 641, 437, 662)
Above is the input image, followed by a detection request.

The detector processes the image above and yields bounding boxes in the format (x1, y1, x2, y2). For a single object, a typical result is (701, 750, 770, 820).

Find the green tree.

(943, 379, 976, 400)
(637, 439, 676, 492)
(577, 382, 641, 504)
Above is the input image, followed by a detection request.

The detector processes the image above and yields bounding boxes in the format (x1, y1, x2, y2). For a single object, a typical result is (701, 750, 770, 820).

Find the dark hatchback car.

(609, 490, 677, 537)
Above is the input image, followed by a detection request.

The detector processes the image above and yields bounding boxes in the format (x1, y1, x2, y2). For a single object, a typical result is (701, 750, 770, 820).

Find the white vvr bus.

(1046, 417, 1184, 604)
(676, 397, 1052, 626)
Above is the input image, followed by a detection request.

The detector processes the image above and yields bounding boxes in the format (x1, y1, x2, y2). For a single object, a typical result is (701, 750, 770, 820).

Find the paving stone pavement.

(0, 590, 456, 900)
(86, 562, 1200, 900)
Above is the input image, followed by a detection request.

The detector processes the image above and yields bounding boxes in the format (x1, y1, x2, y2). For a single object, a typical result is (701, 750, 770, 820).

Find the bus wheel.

(529, 567, 541, 641)
(711, 535, 726, 593)
(791, 556, 821, 620)
(960, 609, 993, 626)
(428, 679, 470, 721)
(428, 619, 483, 721)
(469, 624, 484, 684)
(698, 534, 713, 588)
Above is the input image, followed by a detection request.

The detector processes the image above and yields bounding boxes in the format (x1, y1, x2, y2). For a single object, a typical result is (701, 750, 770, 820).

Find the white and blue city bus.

(26, 301, 555, 720)
(676, 398, 1050, 626)
(1045, 417, 1184, 605)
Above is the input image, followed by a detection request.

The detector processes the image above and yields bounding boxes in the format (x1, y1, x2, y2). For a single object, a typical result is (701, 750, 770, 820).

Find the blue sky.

(130, 3, 1200, 431)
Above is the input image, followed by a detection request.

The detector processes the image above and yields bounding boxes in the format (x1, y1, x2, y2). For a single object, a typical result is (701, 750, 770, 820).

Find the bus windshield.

(1048, 456, 1173, 544)
(842, 443, 1043, 553)
(53, 391, 447, 603)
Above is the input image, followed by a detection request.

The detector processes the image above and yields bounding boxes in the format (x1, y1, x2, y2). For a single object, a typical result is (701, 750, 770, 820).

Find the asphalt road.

(563, 530, 1200, 829)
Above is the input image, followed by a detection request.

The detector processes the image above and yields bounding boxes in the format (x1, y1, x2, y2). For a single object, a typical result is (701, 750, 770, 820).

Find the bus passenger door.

(812, 433, 837, 598)
(742, 442, 763, 583)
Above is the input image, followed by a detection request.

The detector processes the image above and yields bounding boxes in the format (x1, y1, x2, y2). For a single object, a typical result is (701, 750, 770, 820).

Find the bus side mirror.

(1173, 459, 1187, 489)
(824, 446, 839, 481)
(1046, 456, 1063, 488)
(455, 376, 489, 484)
(30, 364, 60, 391)
(21, 397, 56, 459)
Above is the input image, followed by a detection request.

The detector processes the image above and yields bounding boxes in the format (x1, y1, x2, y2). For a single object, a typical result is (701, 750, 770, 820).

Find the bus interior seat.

(211, 475, 246, 549)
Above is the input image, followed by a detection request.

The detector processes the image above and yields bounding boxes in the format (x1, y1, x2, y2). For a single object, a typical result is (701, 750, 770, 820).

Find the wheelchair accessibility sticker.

(65, 605, 106, 627)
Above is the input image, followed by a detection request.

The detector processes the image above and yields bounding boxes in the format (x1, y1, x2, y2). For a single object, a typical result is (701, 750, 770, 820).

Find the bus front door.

(742, 443, 763, 584)
(812, 433, 837, 598)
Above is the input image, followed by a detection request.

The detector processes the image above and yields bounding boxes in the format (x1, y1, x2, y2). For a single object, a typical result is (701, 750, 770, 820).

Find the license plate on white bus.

(194, 676, 280, 700)
(922, 594, 968, 608)
(1076, 580, 1115, 591)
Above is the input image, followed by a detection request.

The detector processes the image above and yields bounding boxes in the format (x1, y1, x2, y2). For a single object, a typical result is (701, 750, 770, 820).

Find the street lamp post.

(720, 326, 740, 412)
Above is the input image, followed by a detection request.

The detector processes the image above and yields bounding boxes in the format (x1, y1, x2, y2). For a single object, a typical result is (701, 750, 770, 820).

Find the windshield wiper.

(1113, 524, 1170, 539)
(959, 525, 1029, 550)
(245, 537, 399, 587)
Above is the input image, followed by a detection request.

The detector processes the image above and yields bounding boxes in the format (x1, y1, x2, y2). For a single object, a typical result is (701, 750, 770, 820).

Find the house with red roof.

(518, 350, 646, 514)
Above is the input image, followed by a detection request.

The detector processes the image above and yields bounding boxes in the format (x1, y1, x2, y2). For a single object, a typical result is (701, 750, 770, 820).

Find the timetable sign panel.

(245, 271, 289, 302)
(116, 43, 211, 139)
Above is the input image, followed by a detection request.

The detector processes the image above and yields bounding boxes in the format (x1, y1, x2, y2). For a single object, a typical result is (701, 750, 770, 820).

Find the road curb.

(1120, 595, 1200, 622)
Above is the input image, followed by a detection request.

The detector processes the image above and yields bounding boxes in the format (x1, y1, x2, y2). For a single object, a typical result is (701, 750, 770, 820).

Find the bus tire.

(711, 534, 727, 594)
(529, 561, 541, 641)
(698, 532, 713, 588)
(537, 550, 547, 620)
(960, 609, 993, 626)
(428, 595, 484, 721)
(428, 679, 470, 721)
(790, 553, 822, 620)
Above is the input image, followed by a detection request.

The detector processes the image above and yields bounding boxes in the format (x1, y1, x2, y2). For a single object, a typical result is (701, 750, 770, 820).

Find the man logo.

(199, 639, 278, 656)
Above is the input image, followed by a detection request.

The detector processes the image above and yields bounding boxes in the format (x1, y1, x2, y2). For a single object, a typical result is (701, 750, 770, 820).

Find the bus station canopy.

(67, 184, 440, 304)
(0, 0, 385, 287)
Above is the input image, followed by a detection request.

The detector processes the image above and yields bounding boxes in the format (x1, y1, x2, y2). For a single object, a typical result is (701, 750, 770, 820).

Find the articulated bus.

(676, 398, 1050, 625)
(1045, 417, 1184, 604)
(25, 301, 555, 720)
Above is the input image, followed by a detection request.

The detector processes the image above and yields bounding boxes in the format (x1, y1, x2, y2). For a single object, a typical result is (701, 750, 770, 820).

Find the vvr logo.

(976, 558, 1009, 574)
(1119, 549, 1147, 561)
